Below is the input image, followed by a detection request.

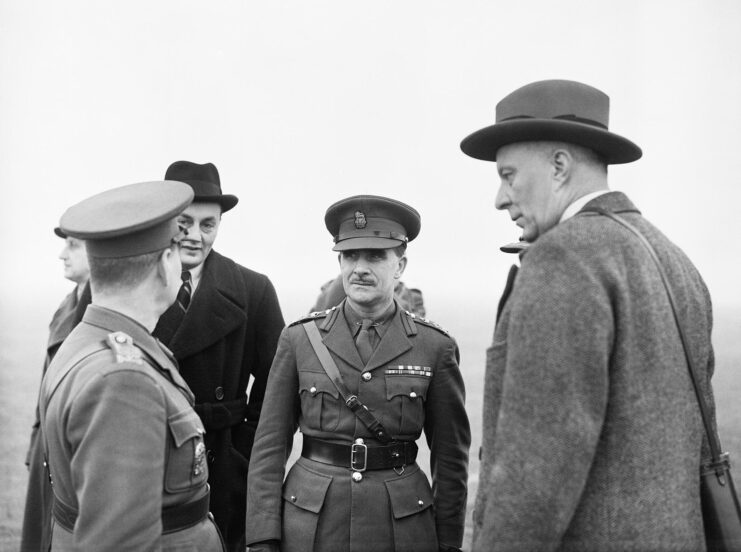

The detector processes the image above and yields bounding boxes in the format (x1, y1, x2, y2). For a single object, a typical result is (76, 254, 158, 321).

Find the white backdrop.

(2, 0, 740, 323)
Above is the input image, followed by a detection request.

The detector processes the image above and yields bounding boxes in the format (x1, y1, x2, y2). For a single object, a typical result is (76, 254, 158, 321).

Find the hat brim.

(332, 236, 406, 252)
(460, 119, 642, 165)
(193, 194, 239, 213)
(54, 227, 67, 239)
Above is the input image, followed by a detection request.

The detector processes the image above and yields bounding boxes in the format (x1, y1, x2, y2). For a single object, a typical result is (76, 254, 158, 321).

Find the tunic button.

(115, 335, 126, 344)
(409, 391, 417, 398)
(352, 471, 363, 482)
(418, 499, 424, 506)
(291, 495, 297, 502)
(310, 386, 317, 394)
(214, 386, 224, 400)
(362, 372, 372, 382)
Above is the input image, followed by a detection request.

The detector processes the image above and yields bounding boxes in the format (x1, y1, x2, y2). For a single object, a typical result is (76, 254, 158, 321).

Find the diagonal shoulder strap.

(586, 207, 722, 462)
(302, 321, 391, 443)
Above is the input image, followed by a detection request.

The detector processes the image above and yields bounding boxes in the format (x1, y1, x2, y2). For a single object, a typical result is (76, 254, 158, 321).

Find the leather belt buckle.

(350, 439, 368, 472)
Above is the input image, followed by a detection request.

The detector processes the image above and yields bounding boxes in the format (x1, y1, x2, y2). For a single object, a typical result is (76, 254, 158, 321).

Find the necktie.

(356, 319, 375, 364)
(177, 271, 192, 312)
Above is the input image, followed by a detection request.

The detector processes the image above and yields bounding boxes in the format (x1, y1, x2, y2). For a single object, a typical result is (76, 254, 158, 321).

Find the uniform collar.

(343, 300, 397, 339)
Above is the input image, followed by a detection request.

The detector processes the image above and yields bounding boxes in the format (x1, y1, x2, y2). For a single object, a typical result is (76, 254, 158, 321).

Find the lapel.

(363, 306, 412, 372)
(46, 282, 92, 352)
(47, 289, 80, 350)
(159, 251, 247, 359)
(322, 300, 413, 372)
(322, 300, 364, 369)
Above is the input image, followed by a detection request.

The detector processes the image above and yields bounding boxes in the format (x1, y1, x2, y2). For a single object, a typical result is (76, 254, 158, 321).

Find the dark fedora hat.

(460, 80, 642, 165)
(164, 160, 239, 212)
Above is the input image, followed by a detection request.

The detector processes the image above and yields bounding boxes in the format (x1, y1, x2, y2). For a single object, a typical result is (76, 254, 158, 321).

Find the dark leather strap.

(52, 489, 211, 534)
(302, 321, 392, 443)
(303, 436, 417, 470)
(584, 207, 723, 462)
(194, 399, 248, 431)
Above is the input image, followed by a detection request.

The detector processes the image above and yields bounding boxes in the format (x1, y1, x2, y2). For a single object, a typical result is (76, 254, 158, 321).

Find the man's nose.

(353, 259, 370, 274)
(494, 183, 510, 210)
(58, 247, 69, 260)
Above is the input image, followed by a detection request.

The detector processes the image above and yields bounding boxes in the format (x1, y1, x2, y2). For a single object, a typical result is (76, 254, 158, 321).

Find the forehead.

(179, 201, 222, 219)
(496, 142, 546, 167)
(66, 237, 84, 247)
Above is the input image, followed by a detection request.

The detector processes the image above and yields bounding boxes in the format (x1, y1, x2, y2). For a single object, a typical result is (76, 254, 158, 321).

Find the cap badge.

(354, 211, 367, 229)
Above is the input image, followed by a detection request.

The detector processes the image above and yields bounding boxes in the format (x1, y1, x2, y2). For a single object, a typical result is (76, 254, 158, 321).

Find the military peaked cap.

(59, 180, 193, 258)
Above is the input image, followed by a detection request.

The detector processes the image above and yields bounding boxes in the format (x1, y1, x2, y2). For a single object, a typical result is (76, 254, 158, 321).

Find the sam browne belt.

(303, 436, 417, 471)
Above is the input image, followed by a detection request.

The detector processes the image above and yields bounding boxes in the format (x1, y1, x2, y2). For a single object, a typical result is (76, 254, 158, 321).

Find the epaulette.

(403, 310, 450, 337)
(106, 332, 144, 365)
(289, 305, 339, 328)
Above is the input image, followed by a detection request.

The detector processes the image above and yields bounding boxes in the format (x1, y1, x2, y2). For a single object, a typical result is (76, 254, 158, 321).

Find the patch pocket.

(281, 462, 333, 552)
(385, 375, 430, 435)
(385, 468, 437, 550)
(165, 409, 207, 493)
(298, 371, 341, 432)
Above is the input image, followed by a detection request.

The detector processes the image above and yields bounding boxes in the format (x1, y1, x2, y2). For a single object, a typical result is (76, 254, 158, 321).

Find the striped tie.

(177, 271, 192, 312)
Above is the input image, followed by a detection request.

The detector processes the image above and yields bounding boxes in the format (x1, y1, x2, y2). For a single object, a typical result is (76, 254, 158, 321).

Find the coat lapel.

(363, 308, 412, 372)
(46, 282, 92, 351)
(322, 304, 364, 369)
(162, 251, 247, 359)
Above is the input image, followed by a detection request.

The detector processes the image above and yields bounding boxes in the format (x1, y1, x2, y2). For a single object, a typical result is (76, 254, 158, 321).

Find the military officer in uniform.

(39, 181, 224, 550)
(245, 195, 470, 552)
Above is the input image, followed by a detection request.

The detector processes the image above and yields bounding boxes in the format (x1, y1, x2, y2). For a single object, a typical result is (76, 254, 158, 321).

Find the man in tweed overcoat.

(460, 80, 717, 551)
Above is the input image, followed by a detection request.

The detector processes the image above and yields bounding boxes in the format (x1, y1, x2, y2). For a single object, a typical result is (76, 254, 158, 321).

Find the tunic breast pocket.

(165, 409, 208, 493)
(298, 371, 341, 432)
(384, 374, 430, 436)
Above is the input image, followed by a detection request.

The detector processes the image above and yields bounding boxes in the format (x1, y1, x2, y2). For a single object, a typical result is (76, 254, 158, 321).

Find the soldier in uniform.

(39, 181, 223, 551)
(21, 228, 91, 552)
(245, 195, 470, 552)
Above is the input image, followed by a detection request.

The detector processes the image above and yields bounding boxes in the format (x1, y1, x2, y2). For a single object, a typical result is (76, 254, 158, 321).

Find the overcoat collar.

(84, 305, 193, 401)
(47, 282, 92, 351)
(155, 250, 247, 358)
(577, 190, 641, 216)
(321, 299, 412, 372)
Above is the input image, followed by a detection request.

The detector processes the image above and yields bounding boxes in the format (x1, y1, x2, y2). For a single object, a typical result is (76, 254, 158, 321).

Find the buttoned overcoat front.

(245, 300, 470, 551)
(153, 250, 284, 551)
(474, 192, 717, 551)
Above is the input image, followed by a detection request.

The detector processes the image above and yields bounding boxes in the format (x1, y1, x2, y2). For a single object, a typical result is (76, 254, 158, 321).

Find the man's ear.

(395, 255, 408, 279)
(156, 248, 172, 285)
(551, 148, 573, 187)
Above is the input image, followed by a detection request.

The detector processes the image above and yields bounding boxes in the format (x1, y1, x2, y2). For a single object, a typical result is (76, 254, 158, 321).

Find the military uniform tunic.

(40, 305, 223, 551)
(245, 299, 470, 551)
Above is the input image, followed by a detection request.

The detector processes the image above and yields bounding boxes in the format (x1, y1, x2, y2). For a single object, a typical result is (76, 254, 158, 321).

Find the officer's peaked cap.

(59, 181, 194, 258)
(325, 195, 421, 251)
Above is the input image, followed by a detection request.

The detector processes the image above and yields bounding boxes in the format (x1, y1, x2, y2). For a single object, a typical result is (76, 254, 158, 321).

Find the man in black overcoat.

(155, 161, 285, 551)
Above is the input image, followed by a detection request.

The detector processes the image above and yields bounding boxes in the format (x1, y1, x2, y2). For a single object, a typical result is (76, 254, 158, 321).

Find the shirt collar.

(343, 300, 397, 338)
(559, 190, 611, 223)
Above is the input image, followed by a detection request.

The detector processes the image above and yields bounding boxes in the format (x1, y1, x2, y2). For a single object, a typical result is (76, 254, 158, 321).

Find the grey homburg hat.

(460, 79, 642, 164)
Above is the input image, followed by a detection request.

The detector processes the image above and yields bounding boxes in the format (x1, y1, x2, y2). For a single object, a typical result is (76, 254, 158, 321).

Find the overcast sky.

(2, 0, 740, 328)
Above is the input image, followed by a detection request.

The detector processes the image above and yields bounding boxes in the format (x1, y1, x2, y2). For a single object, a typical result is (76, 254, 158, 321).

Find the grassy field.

(1, 300, 740, 551)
